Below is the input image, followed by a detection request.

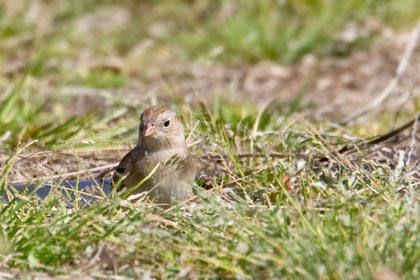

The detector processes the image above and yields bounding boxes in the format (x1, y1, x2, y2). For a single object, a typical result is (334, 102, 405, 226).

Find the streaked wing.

(112, 145, 143, 190)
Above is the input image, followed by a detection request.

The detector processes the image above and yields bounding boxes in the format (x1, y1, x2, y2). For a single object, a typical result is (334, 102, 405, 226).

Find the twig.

(341, 21, 420, 125)
(407, 112, 420, 165)
(336, 115, 420, 157)
(202, 152, 301, 163)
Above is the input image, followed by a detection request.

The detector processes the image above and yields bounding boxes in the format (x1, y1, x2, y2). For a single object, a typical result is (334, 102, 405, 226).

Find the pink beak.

(144, 124, 158, 137)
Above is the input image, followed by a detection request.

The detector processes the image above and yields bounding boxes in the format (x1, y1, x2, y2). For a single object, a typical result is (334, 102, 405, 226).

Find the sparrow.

(112, 106, 196, 207)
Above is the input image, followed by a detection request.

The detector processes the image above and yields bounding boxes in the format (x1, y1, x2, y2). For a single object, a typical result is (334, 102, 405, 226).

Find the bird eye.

(163, 120, 171, 128)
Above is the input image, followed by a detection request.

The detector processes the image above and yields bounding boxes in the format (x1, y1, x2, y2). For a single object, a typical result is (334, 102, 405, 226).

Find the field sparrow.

(112, 106, 196, 207)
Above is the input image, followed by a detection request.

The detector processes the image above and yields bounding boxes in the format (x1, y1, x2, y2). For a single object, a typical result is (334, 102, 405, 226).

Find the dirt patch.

(53, 26, 420, 123)
(157, 27, 420, 121)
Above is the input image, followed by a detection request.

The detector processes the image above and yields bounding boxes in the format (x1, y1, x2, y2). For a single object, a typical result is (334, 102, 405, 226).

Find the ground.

(1, 1, 420, 279)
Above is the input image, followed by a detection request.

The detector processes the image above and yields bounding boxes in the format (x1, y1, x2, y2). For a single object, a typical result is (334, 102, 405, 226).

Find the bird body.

(112, 106, 195, 206)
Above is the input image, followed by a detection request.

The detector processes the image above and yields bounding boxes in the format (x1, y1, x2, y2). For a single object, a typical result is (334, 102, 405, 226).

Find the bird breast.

(136, 148, 188, 179)
(134, 148, 192, 205)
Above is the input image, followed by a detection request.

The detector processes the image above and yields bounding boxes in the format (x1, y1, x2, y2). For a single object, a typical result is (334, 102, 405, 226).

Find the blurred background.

(0, 0, 420, 179)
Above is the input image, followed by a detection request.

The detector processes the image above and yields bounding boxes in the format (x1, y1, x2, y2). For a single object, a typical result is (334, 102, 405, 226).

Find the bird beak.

(144, 124, 158, 137)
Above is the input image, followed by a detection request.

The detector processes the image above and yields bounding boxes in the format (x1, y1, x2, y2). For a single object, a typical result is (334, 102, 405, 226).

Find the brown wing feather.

(112, 145, 144, 190)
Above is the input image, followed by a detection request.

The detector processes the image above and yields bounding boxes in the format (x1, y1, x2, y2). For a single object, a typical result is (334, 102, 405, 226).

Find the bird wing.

(178, 153, 197, 182)
(112, 145, 144, 190)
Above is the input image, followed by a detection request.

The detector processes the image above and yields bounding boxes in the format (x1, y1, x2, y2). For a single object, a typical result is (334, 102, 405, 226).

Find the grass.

(2, 93, 420, 278)
(1, 0, 420, 279)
